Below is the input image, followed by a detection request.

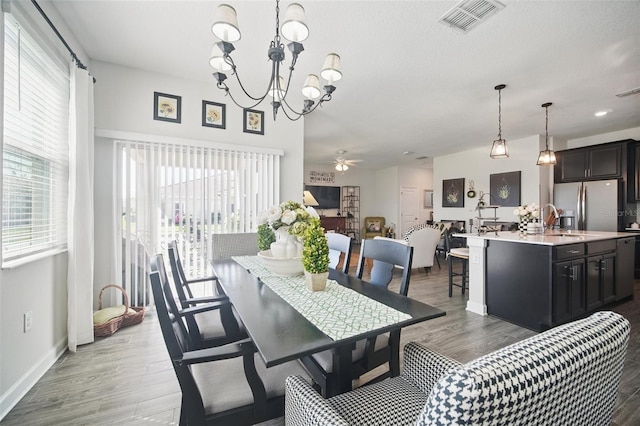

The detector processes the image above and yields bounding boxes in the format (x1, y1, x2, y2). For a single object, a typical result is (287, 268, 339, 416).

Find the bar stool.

(445, 227, 469, 297)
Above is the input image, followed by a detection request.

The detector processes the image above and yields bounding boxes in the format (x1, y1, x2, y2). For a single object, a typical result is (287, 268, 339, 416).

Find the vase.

(304, 270, 328, 291)
(518, 218, 529, 235)
(270, 227, 302, 259)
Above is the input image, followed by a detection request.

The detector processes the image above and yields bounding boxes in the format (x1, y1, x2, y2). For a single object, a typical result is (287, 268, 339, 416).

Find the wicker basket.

(94, 285, 144, 337)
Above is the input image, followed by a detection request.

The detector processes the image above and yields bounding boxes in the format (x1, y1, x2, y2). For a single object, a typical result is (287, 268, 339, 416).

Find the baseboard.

(0, 337, 68, 421)
(466, 300, 488, 316)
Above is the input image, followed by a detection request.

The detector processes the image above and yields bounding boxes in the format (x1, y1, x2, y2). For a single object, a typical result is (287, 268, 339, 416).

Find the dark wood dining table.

(210, 258, 446, 395)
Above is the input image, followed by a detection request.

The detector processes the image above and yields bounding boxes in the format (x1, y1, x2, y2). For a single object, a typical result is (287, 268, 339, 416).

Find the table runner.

(232, 255, 411, 341)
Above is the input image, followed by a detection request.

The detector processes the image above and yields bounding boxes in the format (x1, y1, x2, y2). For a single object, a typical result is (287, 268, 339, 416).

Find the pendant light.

(490, 84, 509, 159)
(536, 102, 557, 166)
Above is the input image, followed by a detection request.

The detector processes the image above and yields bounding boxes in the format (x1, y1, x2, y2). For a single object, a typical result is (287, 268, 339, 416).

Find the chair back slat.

(326, 233, 353, 273)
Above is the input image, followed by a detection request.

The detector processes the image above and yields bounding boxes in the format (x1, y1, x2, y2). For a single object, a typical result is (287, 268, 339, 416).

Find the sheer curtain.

(67, 65, 95, 352)
(114, 139, 281, 304)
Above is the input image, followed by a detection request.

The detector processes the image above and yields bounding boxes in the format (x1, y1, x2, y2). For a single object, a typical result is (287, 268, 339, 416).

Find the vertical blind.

(2, 13, 70, 265)
(115, 139, 280, 306)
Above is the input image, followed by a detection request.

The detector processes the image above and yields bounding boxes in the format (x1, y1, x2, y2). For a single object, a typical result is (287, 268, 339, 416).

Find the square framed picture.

(490, 171, 521, 207)
(154, 92, 181, 123)
(202, 100, 226, 129)
(243, 108, 264, 135)
(442, 178, 465, 208)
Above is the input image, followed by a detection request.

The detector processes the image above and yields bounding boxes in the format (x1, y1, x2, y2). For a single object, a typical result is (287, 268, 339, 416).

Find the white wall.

(434, 135, 544, 228)
(568, 126, 640, 148)
(0, 0, 88, 418)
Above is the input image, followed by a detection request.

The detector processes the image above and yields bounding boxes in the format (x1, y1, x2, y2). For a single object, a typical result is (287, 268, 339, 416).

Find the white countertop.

(455, 230, 632, 246)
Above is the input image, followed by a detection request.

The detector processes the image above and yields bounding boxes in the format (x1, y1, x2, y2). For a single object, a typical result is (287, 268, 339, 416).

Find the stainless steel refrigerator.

(553, 179, 621, 232)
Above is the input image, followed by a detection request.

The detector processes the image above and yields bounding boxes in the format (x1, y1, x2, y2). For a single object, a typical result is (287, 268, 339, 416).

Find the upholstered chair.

(361, 216, 387, 239)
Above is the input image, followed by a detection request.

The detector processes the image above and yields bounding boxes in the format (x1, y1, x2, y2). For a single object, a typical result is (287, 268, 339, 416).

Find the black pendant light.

(536, 102, 557, 166)
(489, 84, 508, 159)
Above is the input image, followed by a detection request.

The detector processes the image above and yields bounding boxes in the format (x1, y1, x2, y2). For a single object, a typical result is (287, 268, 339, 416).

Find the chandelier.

(210, 1, 342, 121)
(536, 102, 557, 165)
(489, 84, 508, 159)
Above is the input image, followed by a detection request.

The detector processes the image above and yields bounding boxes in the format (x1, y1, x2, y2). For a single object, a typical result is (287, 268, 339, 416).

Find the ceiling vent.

(438, 0, 505, 34)
(616, 87, 640, 98)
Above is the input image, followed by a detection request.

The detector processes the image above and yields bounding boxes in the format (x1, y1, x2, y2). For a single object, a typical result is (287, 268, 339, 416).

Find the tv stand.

(320, 216, 346, 234)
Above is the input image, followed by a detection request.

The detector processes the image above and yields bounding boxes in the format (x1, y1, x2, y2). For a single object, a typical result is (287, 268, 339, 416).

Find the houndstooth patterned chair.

(286, 311, 629, 426)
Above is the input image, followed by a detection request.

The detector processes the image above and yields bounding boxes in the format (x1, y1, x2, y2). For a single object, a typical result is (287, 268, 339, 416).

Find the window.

(2, 13, 70, 266)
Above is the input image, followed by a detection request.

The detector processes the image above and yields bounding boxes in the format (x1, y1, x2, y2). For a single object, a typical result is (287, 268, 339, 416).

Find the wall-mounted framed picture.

(490, 171, 521, 207)
(202, 100, 225, 129)
(424, 190, 433, 208)
(442, 178, 465, 208)
(153, 92, 181, 123)
(243, 108, 264, 135)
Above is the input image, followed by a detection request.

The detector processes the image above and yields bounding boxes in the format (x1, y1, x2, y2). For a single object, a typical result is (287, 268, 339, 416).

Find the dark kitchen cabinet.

(553, 258, 586, 325)
(586, 253, 616, 310)
(555, 144, 622, 182)
(617, 236, 635, 298)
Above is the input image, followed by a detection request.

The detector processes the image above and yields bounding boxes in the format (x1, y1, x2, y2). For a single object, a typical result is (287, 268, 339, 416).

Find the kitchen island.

(458, 230, 635, 331)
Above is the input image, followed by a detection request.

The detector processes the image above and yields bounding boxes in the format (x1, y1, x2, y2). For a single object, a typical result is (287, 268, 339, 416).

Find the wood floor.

(3, 252, 639, 425)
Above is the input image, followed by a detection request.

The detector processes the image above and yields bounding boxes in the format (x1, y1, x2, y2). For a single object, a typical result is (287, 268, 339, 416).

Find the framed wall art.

(424, 190, 433, 208)
(153, 92, 181, 123)
(243, 108, 264, 135)
(490, 171, 521, 207)
(202, 100, 225, 129)
(442, 178, 465, 208)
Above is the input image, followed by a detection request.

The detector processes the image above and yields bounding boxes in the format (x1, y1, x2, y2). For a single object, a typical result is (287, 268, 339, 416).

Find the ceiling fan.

(333, 150, 362, 172)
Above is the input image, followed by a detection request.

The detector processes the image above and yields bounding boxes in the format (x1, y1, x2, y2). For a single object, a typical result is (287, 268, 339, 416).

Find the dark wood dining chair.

(149, 254, 311, 425)
(167, 242, 245, 346)
(300, 238, 414, 397)
(326, 232, 353, 273)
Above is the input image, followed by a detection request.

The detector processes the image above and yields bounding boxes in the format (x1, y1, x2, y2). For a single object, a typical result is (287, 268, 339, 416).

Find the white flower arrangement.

(257, 200, 320, 238)
(513, 203, 540, 222)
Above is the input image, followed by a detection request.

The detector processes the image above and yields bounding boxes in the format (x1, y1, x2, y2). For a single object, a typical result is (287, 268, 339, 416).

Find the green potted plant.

(301, 218, 330, 291)
(257, 223, 276, 251)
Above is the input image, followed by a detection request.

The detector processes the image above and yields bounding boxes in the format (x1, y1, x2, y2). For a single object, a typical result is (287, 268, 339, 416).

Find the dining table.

(210, 256, 446, 396)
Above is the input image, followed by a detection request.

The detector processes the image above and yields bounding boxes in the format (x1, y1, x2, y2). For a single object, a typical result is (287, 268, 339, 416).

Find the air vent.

(415, 156, 429, 160)
(616, 87, 640, 98)
(438, 0, 505, 34)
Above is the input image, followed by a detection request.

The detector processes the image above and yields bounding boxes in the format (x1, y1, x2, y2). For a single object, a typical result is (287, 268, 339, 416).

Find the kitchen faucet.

(543, 203, 560, 230)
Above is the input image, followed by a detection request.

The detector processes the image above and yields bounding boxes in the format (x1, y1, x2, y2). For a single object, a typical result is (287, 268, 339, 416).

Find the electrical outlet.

(24, 311, 33, 332)
(472, 254, 480, 264)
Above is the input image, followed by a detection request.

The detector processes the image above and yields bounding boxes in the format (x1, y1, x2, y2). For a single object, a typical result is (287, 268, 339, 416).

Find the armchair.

(362, 216, 387, 239)
(287, 311, 629, 425)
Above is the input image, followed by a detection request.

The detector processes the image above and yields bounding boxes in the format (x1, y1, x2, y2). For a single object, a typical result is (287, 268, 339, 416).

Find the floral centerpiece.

(257, 200, 319, 259)
(301, 218, 330, 291)
(513, 203, 540, 234)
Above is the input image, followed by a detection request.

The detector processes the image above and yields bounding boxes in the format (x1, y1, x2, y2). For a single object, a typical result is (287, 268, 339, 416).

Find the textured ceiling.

(51, 0, 640, 169)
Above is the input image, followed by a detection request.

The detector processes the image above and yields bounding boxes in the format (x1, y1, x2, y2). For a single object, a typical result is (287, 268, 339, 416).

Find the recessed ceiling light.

(595, 110, 611, 117)
(402, 151, 414, 155)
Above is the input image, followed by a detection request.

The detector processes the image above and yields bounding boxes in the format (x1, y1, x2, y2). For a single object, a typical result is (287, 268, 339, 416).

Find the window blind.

(2, 13, 70, 265)
(116, 139, 280, 305)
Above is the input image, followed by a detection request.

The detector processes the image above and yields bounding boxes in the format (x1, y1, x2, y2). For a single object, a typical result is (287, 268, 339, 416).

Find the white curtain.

(67, 65, 95, 351)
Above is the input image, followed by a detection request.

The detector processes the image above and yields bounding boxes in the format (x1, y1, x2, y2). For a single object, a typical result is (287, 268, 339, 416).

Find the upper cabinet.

(554, 142, 627, 183)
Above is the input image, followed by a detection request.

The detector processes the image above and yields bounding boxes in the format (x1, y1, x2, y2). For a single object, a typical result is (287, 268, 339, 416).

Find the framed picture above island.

(442, 178, 464, 208)
(490, 171, 521, 207)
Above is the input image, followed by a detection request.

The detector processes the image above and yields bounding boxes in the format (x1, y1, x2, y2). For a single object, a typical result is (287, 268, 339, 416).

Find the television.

(304, 185, 341, 209)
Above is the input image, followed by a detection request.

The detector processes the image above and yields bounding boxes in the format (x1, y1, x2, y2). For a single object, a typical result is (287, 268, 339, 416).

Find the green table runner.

(232, 255, 411, 341)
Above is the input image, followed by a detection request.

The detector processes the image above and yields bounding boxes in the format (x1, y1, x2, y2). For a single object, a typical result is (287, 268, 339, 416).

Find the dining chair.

(326, 232, 353, 273)
(300, 238, 414, 397)
(445, 227, 469, 297)
(211, 232, 259, 259)
(167, 242, 246, 346)
(149, 254, 312, 425)
(168, 240, 220, 303)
